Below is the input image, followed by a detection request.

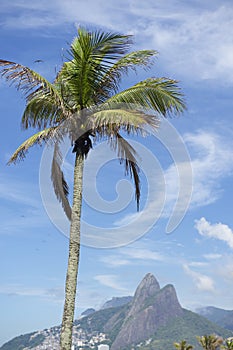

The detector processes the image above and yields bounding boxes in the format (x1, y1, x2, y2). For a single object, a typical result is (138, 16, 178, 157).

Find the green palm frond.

(7, 127, 57, 164)
(21, 93, 66, 129)
(89, 107, 159, 135)
(51, 143, 72, 220)
(73, 28, 132, 62)
(56, 29, 133, 109)
(95, 50, 158, 101)
(106, 77, 186, 116)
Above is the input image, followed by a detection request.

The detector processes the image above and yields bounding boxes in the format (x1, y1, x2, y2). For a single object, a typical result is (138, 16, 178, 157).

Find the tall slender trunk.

(60, 153, 84, 350)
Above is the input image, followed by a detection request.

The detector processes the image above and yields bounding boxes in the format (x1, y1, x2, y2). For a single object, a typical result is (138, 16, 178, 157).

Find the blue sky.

(1, 0, 233, 346)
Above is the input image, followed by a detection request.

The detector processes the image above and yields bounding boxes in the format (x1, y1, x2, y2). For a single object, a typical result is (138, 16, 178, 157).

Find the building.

(97, 345, 109, 350)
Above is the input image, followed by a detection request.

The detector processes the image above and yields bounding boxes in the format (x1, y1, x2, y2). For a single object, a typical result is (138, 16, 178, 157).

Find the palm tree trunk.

(60, 153, 84, 350)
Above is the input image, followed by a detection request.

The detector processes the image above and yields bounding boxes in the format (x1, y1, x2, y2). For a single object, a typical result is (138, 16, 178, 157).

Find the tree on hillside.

(0, 28, 186, 350)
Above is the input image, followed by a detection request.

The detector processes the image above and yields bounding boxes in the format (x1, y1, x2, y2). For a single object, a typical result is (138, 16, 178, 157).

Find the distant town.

(23, 326, 109, 350)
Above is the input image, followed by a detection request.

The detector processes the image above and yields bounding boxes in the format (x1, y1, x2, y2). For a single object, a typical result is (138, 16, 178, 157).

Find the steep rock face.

(110, 274, 183, 350)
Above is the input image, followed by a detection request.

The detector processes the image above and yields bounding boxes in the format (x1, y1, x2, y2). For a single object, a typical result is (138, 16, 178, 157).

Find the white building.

(97, 345, 109, 350)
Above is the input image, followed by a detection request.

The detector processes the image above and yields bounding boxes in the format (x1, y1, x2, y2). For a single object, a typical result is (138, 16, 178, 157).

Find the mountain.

(81, 308, 96, 317)
(109, 273, 183, 349)
(1, 274, 232, 350)
(101, 296, 133, 309)
(196, 306, 233, 331)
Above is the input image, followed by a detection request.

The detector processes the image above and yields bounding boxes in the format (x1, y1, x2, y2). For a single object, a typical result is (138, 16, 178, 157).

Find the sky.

(1, 0, 233, 346)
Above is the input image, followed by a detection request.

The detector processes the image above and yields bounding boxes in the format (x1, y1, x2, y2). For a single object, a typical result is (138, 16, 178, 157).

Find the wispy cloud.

(164, 129, 233, 213)
(1, 2, 233, 83)
(203, 253, 222, 260)
(183, 130, 233, 207)
(111, 129, 233, 235)
(100, 256, 132, 267)
(120, 246, 164, 261)
(0, 175, 40, 207)
(0, 284, 64, 301)
(130, 2, 233, 83)
(94, 274, 128, 292)
(195, 217, 233, 249)
(183, 264, 215, 292)
(0, 174, 50, 234)
(100, 244, 164, 268)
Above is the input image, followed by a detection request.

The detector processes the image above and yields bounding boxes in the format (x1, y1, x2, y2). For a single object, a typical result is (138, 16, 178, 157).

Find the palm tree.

(222, 338, 233, 350)
(0, 28, 186, 350)
(197, 335, 224, 350)
(174, 340, 194, 350)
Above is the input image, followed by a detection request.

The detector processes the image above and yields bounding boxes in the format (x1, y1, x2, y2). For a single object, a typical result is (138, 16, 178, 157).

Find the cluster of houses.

(24, 327, 110, 350)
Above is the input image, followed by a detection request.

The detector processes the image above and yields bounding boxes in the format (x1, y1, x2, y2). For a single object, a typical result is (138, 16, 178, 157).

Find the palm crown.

(0, 28, 185, 211)
(0, 28, 186, 350)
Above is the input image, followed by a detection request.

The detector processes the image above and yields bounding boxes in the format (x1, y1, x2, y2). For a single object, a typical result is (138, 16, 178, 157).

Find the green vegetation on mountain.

(197, 307, 233, 331)
(0, 332, 45, 350)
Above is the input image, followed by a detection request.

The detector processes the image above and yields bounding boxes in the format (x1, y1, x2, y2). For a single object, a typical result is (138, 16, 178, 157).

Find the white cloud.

(195, 217, 233, 249)
(0, 284, 64, 301)
(183, 264, 215, 292)
(203, 253, 222, 260)
(184, 130, 233, 207)
(1, 1, 233, 83)
(94, 274, 128, 291)
(99, 239, 166, 268)
(0, 0, 128, 30)
(0, 175, 50, 235)
(0, 175, 40, 207)
(188, 261, 208, 268)
(129, 2, 233, 83)
(120, 246, 164, 261)
(100, 256, 131, 267)
(217, 258, 233, 283)
(111, 129, 233, 235)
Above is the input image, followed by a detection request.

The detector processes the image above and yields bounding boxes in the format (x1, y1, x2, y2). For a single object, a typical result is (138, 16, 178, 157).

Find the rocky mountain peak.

(110, 274, 183, 350)
(134, 273, 160, 300)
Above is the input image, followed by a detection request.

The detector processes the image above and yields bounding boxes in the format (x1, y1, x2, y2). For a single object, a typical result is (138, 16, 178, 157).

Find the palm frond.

(55, 29, 133, 109)
(108, 132, 141, 210)
(74, 27, 132, 62)
(0, 60, 65, 115)
(95, 50, 158, 101)
(21, 93, 65, 129)
(51, 143, 72, 220)
(105, 78, 186, 116)
(89, 107, 159, 136)
(7, 127, 57, 164)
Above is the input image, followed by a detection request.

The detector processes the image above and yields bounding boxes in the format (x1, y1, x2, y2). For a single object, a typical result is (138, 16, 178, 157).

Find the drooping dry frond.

(109, 132, 141, 210)
(7, 127, 57, 164)
(0, 60, 65, 114)
(51, 143, 72, 220)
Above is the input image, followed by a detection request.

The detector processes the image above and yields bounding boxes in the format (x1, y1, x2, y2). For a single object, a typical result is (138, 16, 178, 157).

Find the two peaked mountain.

(1, 273, 232, 350)
(108, 273, 183, 349)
